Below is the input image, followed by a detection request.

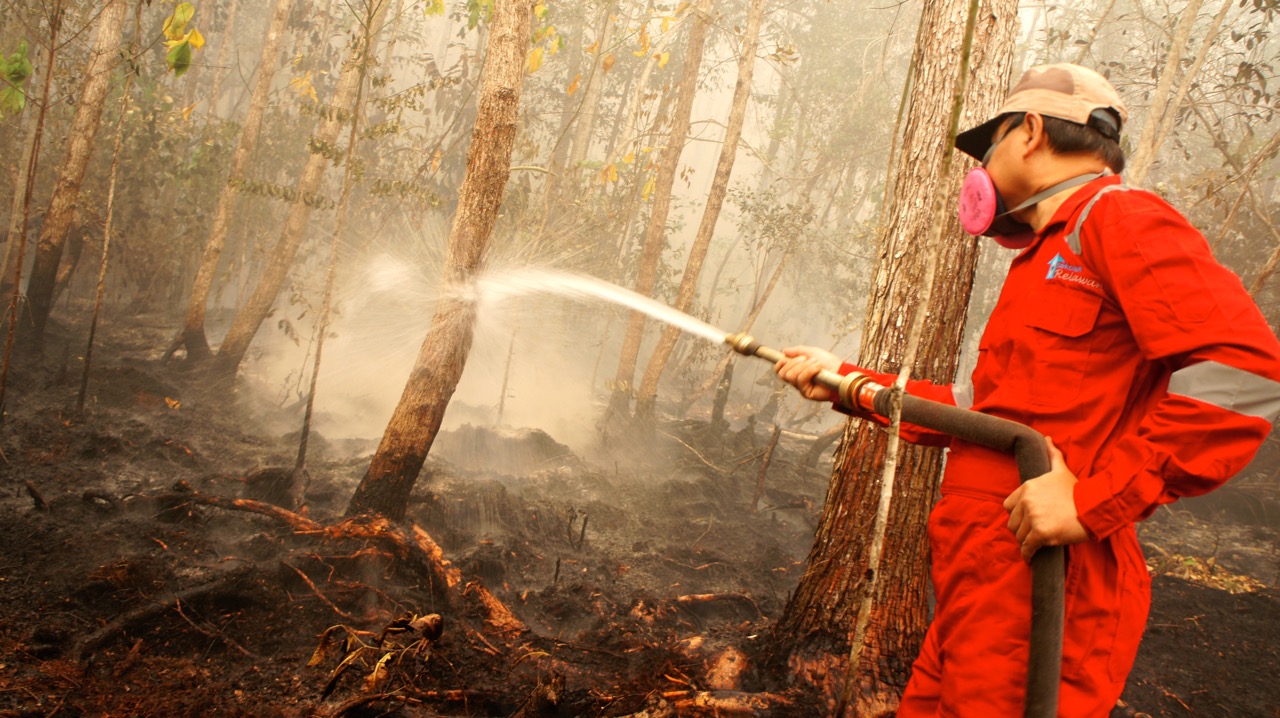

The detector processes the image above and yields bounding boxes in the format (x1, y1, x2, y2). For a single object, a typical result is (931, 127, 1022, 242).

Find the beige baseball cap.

(955, 63, 1128, 161)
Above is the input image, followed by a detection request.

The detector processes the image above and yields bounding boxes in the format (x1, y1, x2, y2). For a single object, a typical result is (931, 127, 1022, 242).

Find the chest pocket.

(1024, 286, 1105, 409)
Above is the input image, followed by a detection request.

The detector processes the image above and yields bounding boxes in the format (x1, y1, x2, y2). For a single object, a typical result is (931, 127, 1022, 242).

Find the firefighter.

(775, 63, 1280, 716)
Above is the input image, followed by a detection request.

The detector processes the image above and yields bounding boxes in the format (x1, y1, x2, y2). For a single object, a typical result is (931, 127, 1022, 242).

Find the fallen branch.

(173, 598, 255, 658)
(282, 561, 359, 621)
(70, 563, 257, 664)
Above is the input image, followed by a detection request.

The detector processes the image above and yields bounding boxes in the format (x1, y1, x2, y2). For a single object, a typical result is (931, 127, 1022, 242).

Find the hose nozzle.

(724, 332, 881, 413)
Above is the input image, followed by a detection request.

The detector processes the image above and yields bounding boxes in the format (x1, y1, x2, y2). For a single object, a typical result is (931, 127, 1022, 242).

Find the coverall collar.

(1018, 173, 1124, 256)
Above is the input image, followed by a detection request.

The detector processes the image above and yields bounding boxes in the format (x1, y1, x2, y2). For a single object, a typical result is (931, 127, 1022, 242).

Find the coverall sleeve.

(831, 362, 960, 447)
(1073, 195, 1280, 540)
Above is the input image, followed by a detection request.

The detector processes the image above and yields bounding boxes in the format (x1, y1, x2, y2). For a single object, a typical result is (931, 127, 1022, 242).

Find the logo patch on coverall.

(1047, 253, 1102, 290)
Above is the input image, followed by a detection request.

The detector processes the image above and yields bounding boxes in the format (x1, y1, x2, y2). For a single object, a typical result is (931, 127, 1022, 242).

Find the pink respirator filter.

(958, 168, 998, 236)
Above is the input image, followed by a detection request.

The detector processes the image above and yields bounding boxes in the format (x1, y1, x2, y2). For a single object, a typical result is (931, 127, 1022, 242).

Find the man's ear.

(1020, 112, 1049, 157)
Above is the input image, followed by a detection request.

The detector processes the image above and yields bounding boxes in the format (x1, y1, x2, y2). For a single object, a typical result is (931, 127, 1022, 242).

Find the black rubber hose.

(728, 334, 1062, 718)
(875, 392, 1063, 718)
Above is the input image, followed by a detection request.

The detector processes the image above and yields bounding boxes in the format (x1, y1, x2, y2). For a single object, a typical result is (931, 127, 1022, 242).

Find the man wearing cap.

(775, 63, 1280, 716)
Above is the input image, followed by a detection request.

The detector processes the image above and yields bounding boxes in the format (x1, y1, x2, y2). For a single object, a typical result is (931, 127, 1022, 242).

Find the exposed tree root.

(150, 485, 528, 638)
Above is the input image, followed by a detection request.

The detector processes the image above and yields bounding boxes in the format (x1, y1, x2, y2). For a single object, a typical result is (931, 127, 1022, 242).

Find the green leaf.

(0, 86, 26, 116)
(167, 40, 193, 77)
(166, 2, 196, 38)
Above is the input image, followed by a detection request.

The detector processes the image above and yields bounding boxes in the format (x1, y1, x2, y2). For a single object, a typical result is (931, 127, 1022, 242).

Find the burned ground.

(0, 319, 1276, 717)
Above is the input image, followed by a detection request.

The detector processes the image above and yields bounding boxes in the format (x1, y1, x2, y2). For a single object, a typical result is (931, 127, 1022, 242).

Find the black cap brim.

(955, 114, 1008, 161)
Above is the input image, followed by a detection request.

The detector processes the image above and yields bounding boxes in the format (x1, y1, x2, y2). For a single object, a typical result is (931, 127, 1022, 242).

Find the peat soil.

(0, 317, 1276, 717)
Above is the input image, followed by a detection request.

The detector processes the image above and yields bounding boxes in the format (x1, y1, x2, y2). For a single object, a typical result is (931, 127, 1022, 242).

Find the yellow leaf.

(662, 16, 671, 33)
(622, 152, 635, 163)
(181, 103, 196, 121)
(657, 51, 670, 68)
(608, 164, 619, 182)
(165, 396, 181, 409)
(642, 175, 656, 200)
(585, 40, 599, 54)
(566, 73, 581, 96)
(188, 28, 205, 50)
(431, 149, 443, 173)
(602, 54, 616, 73)
(527, 46, 544, 73)
(632, 26, 650, 57)
(534, 2, 548, 19)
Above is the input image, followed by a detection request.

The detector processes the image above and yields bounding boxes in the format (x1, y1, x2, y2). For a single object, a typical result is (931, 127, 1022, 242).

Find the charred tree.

(210, 0, 391, 380)
(22, 0, 129, 355)
(634, 0, 764, 427)
(345, 0, 531, 521)
(167, 0, 294, 363)
(605, 0, 713, 423)
(771, 0, 1016, 714)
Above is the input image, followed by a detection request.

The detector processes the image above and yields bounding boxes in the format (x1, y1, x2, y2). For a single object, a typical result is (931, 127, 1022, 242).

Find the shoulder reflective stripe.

(1168, 361, 1280, 422)
(952, 381, 974, 410)
(1066, 184, 1132, 255)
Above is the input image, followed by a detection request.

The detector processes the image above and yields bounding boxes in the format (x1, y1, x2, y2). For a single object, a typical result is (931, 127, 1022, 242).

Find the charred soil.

(0, 319, 1275, 717)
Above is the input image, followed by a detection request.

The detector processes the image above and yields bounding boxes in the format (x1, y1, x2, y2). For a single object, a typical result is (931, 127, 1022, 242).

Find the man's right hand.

(774, 346, 842, 402)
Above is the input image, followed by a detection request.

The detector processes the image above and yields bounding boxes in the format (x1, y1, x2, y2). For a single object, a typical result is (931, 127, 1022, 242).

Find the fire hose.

(726, 333, 1063, 718)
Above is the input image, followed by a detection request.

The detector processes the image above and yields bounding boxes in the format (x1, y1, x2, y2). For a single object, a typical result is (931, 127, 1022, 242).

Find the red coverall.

(838, 175, 1280, 717)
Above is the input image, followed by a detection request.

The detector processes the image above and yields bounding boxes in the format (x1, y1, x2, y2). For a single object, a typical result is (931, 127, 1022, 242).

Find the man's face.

(982, 115, 1024, 193)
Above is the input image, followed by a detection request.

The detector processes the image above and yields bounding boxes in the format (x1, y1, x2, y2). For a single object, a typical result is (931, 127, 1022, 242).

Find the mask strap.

(1003, 171, 1109, 216)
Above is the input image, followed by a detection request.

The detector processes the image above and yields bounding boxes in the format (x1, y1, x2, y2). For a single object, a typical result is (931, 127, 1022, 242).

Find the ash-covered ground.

(0, 316, 1275, 717)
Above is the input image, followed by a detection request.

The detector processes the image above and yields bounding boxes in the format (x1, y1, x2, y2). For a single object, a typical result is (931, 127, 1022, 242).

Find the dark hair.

(1003, 112, 1126, 173)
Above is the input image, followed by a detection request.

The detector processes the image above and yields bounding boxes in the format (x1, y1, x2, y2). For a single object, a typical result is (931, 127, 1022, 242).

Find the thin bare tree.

(345, 0, 532, 520)
(211, 0, 391, 381)
(605, 0, 713, 423)
(166, 0, 294, 362)
(22, 0, 129, 354)
(634, 0, 765, 426)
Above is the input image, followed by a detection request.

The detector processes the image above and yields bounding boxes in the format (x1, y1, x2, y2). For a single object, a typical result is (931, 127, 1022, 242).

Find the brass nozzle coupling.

(724, 332, 757, 356)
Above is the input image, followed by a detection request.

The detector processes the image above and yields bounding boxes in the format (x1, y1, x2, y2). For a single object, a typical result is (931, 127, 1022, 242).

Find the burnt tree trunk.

(22, 0, 128, 354)
(772, 0, 1016, 714)
(169, 0, 294, 363)
(345, 0, 531, 521)
(605, 0, 713, 423)
(634, 0, 764, 428)
(211, 0, 390, 380)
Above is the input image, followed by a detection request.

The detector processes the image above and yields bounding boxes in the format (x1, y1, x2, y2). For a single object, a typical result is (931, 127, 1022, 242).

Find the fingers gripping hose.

(726, 333, 1064, 718)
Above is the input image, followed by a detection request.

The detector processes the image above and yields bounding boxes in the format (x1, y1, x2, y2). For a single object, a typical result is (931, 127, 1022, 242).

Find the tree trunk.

(205, 0, 241, 121)
(345, 0, 530, 521)
(678, 242, 793, 417)
(169, 0, 294, 363)
(22, 0, 128, 354)
(605, 0, 713, 422)
(771, 0, 1016, 713)
(563, 3, 617, 191)
(1125, 0, 1209, 185)
(0, 3, 63, 413)
(211, 0, 391, 380)
(293, 0, 377, 480)
(634, 0, 764, 427)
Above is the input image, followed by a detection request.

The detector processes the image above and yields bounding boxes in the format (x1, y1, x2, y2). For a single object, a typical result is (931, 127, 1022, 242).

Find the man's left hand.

(1003, 437, 1090, 562)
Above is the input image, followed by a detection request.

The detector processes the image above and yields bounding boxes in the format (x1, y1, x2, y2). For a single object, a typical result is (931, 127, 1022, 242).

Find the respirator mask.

(957, 121, 1112, 249)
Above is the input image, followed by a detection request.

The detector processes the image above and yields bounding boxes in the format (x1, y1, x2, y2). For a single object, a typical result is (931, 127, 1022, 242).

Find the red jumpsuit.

(839, 175, 1280, 716)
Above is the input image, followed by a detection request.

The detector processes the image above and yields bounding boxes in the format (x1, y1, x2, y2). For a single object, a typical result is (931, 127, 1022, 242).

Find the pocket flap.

(1025, 288, 1104, 338)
